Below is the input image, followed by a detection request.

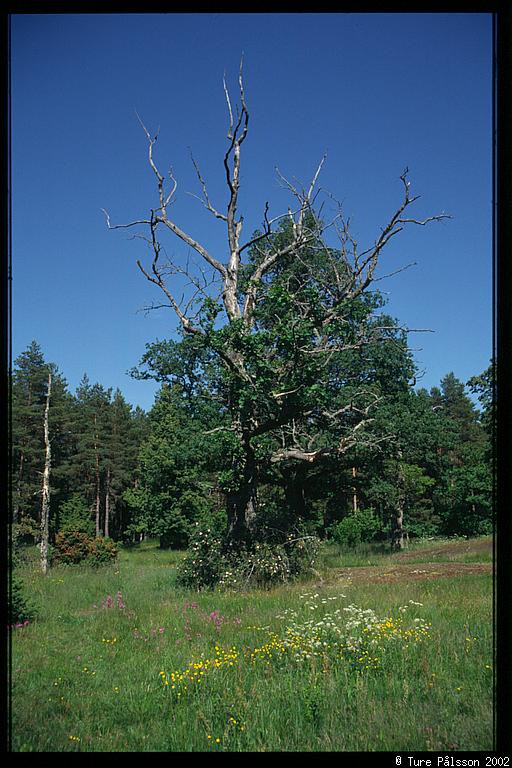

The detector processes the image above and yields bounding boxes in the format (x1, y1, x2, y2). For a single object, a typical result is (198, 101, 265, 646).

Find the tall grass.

(9, 539, 493, 752)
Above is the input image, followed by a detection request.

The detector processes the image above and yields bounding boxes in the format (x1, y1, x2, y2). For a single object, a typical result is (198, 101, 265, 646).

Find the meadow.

(9, 537, 494, 752)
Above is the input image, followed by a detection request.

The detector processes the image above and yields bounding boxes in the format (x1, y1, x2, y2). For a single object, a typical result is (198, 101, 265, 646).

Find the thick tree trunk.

(40, 372, 52, 575)
(226, 436, 257, 547)
(284, 466, 307, 519)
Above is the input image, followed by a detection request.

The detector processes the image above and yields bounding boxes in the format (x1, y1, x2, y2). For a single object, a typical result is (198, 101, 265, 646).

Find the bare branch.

(101, 209, 151, 229)
(188, 149, 228, 222)
(135, 258, 199, 335)
(156, 215, 227, 279)
(134, 113, 228, 280)
(372, 261, 418, 282)
(203, 425, 236, 436)
(223, 72, 234, 139)
(396, 214, 451, 226)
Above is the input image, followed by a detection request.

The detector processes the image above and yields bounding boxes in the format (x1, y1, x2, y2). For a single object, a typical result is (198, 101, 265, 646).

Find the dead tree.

(40, 371, 51, 574)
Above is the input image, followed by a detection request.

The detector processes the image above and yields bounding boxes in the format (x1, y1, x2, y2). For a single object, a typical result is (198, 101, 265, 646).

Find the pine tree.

(11, 343, 72, 541)
(71, 376, 112, 536)
(12, 342, 50, 531)
(103, 389, 144, 539)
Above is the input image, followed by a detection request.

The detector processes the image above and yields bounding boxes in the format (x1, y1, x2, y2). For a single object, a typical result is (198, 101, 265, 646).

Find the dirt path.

(327, 537, 493, 585)
(330, 561, 492, 585)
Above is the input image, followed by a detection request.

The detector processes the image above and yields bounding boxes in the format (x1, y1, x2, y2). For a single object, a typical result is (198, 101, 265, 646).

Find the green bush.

(9, 571, 36, 626)
(329, 508, 381, 548)
(283, 532, 321, 578)
(52, 531, 117, 567)
(176, 518, 320, 591)
(176, 524, 225, 589)
(58, 493, 95, 536)
(229, 542, 291, 587)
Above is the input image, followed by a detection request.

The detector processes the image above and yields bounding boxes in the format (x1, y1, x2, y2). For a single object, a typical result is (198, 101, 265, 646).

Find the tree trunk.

(94, 414, 101, 537)
(226, 436, 257, 547)
(40, 372, 52, 575)
(284, 466, 306, 519)
(13, 451, 24, 524)
(393, 496, 405, 550)
(352, 466, 358, 513)
(392, 454, 405, 550)
(104, 466, 110, 538)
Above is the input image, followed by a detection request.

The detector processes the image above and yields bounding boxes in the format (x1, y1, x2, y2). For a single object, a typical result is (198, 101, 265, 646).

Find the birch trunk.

(352, 466, 358, 513)
(40, 371, 51, 574)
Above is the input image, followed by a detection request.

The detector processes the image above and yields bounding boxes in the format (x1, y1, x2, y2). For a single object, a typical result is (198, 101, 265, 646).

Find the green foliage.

(9, 571, 36, 626)
(11, 342, 73, 534)
(176, 523, 225, 589)
(329, 508, 381, 548)
(177, 514, 320, 591)
(52, 531, 118, 566)
(125, 384, 217, 549)
(439, 455, 493, 537)
(58, 493, 95, 535)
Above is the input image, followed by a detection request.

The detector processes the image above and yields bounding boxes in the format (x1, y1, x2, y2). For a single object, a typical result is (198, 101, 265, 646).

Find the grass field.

(9, 536, 494, 752)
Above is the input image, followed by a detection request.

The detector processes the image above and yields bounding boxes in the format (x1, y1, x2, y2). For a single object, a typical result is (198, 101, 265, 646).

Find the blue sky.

(10, 12, 493, 412)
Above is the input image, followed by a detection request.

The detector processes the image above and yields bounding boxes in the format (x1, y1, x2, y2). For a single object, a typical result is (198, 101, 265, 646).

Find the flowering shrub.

(232, 542, 292, 587)
(52, 531, 117, 566)
(177, 521, 320, 590)
(176, 524, 225, 589)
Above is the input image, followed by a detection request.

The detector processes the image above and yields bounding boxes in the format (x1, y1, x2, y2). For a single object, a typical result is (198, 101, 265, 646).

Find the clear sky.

(10, 12, 493, 412)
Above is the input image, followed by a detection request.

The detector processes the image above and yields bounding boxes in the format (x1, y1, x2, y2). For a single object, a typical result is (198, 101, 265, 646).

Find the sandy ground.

(328, 537, 493, 585)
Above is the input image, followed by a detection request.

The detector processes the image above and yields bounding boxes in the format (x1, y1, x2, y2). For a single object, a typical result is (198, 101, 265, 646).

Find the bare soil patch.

(330, 561, 492, 585)
(326, 537, 493, 585)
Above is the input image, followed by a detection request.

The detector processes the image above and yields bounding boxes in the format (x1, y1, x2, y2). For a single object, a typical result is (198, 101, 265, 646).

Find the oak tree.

(104, 64, 448, 550)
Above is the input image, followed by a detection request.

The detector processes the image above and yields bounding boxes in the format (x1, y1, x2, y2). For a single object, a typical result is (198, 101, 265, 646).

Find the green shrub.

(176, 522, 225, 589)
(284, 532, 321, 578)
(58, 493, 95, 536)
(329, 508, 381, 548)
(52, 531, 117, 566)
(176, 519, 320, 590)
(230, 542, 291, 587)
(9, 571, 36, 626)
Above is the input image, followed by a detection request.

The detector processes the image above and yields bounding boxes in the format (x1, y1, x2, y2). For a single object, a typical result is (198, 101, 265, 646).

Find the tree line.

(10, 338, 493, 559)
(11, 341, 147, 547)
